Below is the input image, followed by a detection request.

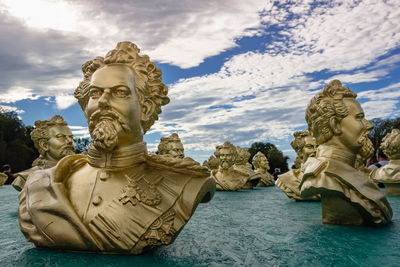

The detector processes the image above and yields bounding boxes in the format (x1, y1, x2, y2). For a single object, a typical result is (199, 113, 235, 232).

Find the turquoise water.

(1, 185, 399, 266)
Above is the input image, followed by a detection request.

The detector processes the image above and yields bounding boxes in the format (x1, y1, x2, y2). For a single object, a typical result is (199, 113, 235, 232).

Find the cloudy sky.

(0, 0, 399, 164)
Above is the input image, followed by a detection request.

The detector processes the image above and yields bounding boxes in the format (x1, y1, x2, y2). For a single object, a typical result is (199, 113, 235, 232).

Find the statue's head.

(381, 129, 400, 160)
(252, 151, 270, 171)
(306, 80, 373, 154)
(290, 129, 316, 163)
(75, 42, 169, 152)
(158, 133, 184, 159)
(31, 115, 75, 161)
(235, 146, 250, 165)
(217, 141, 236, 170)
(207, 155, 220, 170)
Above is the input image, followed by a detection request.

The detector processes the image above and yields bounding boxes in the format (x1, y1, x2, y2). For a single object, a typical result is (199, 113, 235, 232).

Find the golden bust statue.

(211, 142, 248, 191)
(251, 152, 274, 186)
(276, 130, 319, 201)
(12, 115, 75, 191)
(370, 129, 400, 195)
(234, 146, 260, 189)
(18, 42, 215, 254)
(203, 155, 219, 171)
(0, 172, 7, 186)
(300, 80, 392, 226)
(158, 133, 184, 159)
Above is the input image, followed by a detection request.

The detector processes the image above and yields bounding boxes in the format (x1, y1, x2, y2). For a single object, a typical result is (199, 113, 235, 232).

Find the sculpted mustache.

(89, 109, 129, 131)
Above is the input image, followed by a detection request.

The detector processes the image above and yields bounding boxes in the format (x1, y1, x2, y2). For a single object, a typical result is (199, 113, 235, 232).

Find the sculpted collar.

(87, 142, 147, 169)
(32, 156, 57, 169)
(317, 144, 356, 167)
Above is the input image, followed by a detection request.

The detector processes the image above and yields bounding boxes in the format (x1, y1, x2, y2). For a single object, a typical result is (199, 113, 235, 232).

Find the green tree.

(0, 110, 38, 172)
(74, 137, 91, 154)
(369, 117, 400, 151)
(248, 142, 289, 173)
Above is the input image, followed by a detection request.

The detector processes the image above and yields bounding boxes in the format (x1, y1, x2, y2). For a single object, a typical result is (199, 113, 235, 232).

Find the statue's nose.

(98, 88, 111, 108)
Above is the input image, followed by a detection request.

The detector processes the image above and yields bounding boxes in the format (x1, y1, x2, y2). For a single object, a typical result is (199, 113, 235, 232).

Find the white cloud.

(0, 104, 24, 114)
(151, 0, 400, 152)
(0, 86, 40, 103)
(69, 125, 90, 138)
(55, 94, 77, 109)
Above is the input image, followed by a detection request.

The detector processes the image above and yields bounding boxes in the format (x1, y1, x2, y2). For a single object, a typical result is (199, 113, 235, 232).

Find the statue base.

(384, 183, 400, 196)
(321, 195, 364, 226)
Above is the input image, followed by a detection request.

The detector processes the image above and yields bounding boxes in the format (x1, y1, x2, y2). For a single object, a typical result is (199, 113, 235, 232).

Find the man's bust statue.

(370, 129, 400, 195)
(203, 155, 219, 171)
(276, 130, 319, 201)
(18, 42, 215, 254)
(211, 142, 248, 191)
(12, 115, 75, 191)
(252, 152, 274, 186)
(299, 80, 392, 226)
(158, 133, 184, 159)
(234, 146, 261, 189)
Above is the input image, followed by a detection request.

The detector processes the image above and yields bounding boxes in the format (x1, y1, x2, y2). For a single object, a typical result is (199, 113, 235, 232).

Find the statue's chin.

(91, 120, 119, 152)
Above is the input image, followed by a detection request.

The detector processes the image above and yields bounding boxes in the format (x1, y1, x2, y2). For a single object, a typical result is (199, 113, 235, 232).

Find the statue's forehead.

(90, 65, 134, 88)
(49, 125, 72, 136)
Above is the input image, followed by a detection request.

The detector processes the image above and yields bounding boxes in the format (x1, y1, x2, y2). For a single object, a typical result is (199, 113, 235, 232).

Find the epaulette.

(303, 157, 328, 179)
(145, 153, 210, 178)
(53, 154, 87, 183)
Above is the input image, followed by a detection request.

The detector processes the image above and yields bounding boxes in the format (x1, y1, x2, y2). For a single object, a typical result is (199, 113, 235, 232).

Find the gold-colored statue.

(234, 146, 260, 189)
(0, 172, 7, 186)
(355, 135, 374, 174)
(12, 115, 75, 191)
(276, 130, 319, 201)
(18, 42, 215, 254)
(211, 142, 248, 191)
(300, 80, 392, 226)
(203, 155, 219, 171)
(370, 129, 400, 195)
(158, 133, 184, 159)
(251, 152, 274, 186)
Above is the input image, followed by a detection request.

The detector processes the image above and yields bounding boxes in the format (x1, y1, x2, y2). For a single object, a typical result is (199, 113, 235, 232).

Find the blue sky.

(0, 0, 399, 165)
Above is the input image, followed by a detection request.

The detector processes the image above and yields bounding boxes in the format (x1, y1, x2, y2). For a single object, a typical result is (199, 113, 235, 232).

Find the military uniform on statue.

(18, 41, 215, 254)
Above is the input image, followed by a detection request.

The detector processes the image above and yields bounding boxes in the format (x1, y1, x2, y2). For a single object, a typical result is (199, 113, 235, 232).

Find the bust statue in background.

(158, 133, 184, 159)
(370, 129, 400, 195)
(252, 152, 274, 186)
(276, 130, 319, 201)
(203, 155, 219, 171)
(19, 42, 215, 254)
(300, 80, 392, 226)
(12, 115, 75, 191)
(234, 146, 260, 189)
(0, 172, 7, 186)
(211, 142, 248, 191)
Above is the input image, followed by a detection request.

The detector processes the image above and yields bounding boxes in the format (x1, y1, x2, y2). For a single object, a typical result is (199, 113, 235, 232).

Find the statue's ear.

(329, 117, 342, 135)
(140, 99, 156, 125)
(39, 139, 49, 152)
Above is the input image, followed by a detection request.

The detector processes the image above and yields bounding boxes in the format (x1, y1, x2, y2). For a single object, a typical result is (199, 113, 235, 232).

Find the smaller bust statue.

(158, 133, 184, 159)
(300, 80, 392, 226)
(276, 129, 319, 201)
(234, 146, 260, 189)
(252, 152, 274, 186)
(12, 115, 75, 191)
(370, 129, 400, 195)
(0, 172, 8, 186)
(211, 142, 249, 191)
(203, 155, 219, 170)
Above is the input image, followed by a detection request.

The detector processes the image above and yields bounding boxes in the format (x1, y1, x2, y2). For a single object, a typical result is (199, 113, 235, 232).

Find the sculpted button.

(92, 196, 102, 206)
(99, 171, 109, 181)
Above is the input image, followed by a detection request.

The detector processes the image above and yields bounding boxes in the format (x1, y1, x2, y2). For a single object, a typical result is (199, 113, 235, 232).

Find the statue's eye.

(90, 88, 102, 98)
(113, 87, 130, 98)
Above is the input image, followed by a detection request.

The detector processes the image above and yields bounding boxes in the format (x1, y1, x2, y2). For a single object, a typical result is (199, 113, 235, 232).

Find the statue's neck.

(317, 144, 356, 167)
(32, 156, 58, 169)
(87, 141, 147, 169)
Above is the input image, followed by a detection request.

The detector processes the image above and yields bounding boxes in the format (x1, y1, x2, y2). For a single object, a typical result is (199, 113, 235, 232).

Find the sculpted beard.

(89, 109, 131, 152)
(60, 145, 75, 157)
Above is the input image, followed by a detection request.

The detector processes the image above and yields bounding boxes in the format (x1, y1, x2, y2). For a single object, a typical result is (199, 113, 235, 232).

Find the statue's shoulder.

(303, 157, 328, 179)
(52, 154, 87, 182)
(145, 153, 210, 178)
